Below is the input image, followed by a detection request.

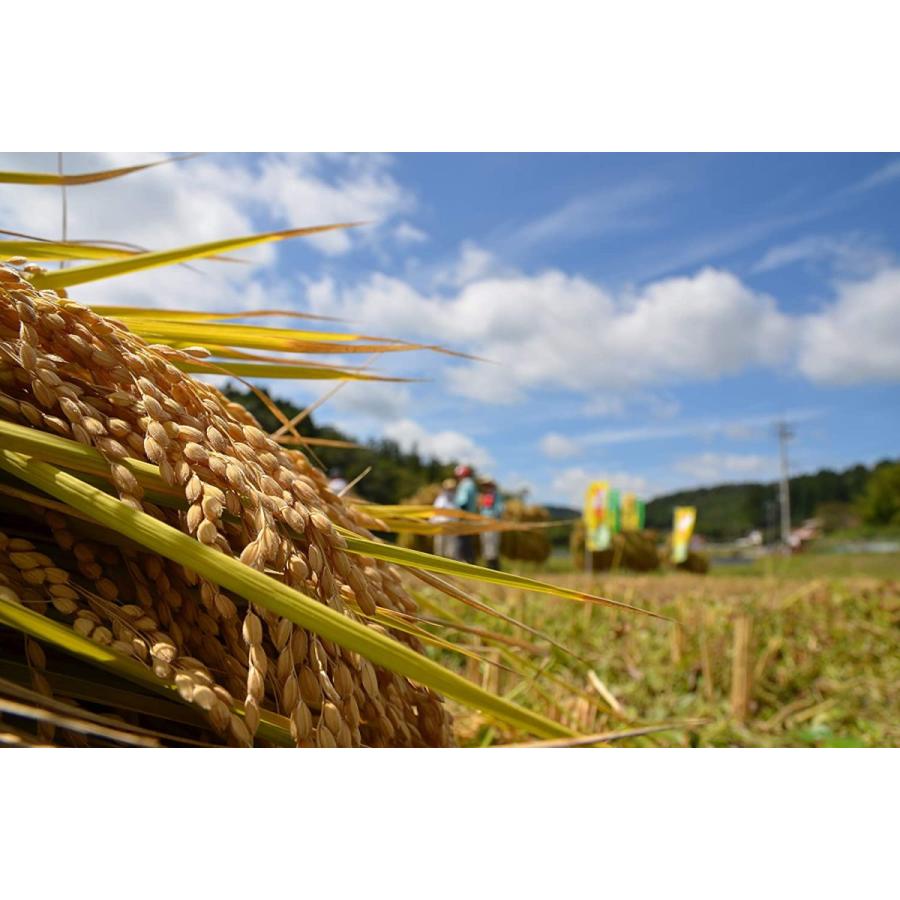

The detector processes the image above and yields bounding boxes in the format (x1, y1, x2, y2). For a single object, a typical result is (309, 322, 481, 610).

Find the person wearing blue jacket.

(477, 475, 503, 569)
(454, 464, 478, 564)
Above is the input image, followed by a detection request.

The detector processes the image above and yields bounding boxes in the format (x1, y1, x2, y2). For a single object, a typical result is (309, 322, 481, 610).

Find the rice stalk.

(0, 261, 585, 745)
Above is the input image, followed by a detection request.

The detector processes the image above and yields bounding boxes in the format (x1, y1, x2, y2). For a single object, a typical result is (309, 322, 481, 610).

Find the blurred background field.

(229, 386, 900, 748)
(414, 554, 899, 747)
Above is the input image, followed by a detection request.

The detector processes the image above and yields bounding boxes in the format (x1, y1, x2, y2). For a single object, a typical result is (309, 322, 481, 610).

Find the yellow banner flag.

(672, 506, 696, 564)
(584, 481, 611, 551)
(621, 492, 638, 531)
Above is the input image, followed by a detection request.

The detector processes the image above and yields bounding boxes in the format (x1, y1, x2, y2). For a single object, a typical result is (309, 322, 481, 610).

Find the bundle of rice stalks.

(0, 267, 649, 746)
(500, 498, 551, 564)
(675, 551, 710, 574)
(0, 265, 459, 746)
(0, 159, 658, 748)
(570, 520, 660, 572)
(396, 483, 442, 554)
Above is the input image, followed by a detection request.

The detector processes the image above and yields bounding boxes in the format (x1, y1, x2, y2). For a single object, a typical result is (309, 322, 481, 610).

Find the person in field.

(477, 475, 503, 569)
(454, 464, 479, 564)
(431, 478, 459, 559)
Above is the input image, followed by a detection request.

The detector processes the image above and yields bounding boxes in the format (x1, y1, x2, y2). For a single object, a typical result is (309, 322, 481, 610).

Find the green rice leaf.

(0, 593, 292, 745)
(0, 419, 173, 496)
(90, 306, 340, 323)
(179, 360, 409, 382)
(1, 240, 134, 262)
(28, 223, 362, 291)
(338, 531, 666, 620)
(0, 449, 573, 740)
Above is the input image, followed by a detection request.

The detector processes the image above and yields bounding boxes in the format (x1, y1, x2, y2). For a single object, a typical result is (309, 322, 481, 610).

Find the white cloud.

(539, 432, 582, 459)
(849, 157, 900, 193)
(305, 265, 796, 402)
(382, 418, 493, 469)
(573, 409, 821, 447)
(432, 241, 504, 289)
(0, 152, 420, 311)
(581, 395, 627, 417)
(253, 153, 415, 255)
(797, 267, 900, 383)
(328, 381, 412, 422)
(0, 153, 266, 275)
(754, 234, 891, 276)
(394, 222, 428, 245)
(675, 452, 775, 483)
(501, 178, 668, 255)
(550, 466, 652, 508)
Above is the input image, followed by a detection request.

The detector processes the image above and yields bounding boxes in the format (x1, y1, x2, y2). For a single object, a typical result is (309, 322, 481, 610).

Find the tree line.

(644, 460, 900, 540)
(224, 386, 455, 505)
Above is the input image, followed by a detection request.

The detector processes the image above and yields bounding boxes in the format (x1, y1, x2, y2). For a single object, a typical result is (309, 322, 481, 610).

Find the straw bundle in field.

(396, 483, 441, 554)
(500, 498, 551, 564)
(570, 520, 660, 572)
(0, 264, 453, 746)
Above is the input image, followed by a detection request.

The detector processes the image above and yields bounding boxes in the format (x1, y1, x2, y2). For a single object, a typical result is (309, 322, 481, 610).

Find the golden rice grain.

(0, 265, 454, 747)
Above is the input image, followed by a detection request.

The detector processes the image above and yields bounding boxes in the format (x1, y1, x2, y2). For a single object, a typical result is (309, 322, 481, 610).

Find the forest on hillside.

(224, 386, 455, 504)
(644, 461, 897, 540)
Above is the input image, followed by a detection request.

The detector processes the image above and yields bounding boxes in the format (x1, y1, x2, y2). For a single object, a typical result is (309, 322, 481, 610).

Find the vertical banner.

(621, 493, 637, 531)
(584, 481, 610, 551)
(636, 499, 646, 531)
(607, 488, 621, 534)
(672, 506, 697, 564)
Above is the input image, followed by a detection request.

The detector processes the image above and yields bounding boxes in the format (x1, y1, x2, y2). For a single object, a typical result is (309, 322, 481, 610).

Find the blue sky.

(2, 152, 898, 506)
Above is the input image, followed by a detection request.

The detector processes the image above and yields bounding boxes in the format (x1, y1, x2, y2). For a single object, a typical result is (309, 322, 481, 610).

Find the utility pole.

(777, 421, 793, 551)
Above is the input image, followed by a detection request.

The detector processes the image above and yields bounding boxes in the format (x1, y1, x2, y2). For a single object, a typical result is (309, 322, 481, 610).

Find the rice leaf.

(0, 155, 198, 186)
(0, 449, 574, 740)
(338, 531, 667, 619)
(0, 419, 173, 496)
(0, 240, 134, 262)
(28, 223, 362, 291)
(179, 360, 408, 382)
(89, 306, 341, 324)
(0, 589, 292, 746)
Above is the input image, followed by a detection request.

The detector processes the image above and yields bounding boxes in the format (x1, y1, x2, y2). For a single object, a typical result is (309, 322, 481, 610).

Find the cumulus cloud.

(797, 267, 900, 383)
(304, 265, 796, 402)
(0, 152, 258, 253)
(382, 418, 493, 469)
(675, 452, 775, 483)
(328, 381, 412, 422)
(431, 241, 506, 289)
(252, 153, 415, 255)
(0, 152, 421, 309)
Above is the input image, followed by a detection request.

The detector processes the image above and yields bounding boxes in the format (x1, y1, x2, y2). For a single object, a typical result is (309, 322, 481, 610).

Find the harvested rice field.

(431, 571, 900, 747)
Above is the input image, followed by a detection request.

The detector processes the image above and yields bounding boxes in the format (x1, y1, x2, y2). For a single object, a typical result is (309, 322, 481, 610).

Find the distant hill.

(645, 461, 896, 541)
(543, 505, 580, 521)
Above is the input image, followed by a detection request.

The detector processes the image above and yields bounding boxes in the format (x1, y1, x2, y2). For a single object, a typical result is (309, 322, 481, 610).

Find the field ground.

(708, 551, 900, 580)
(416, 552, 900, 747)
